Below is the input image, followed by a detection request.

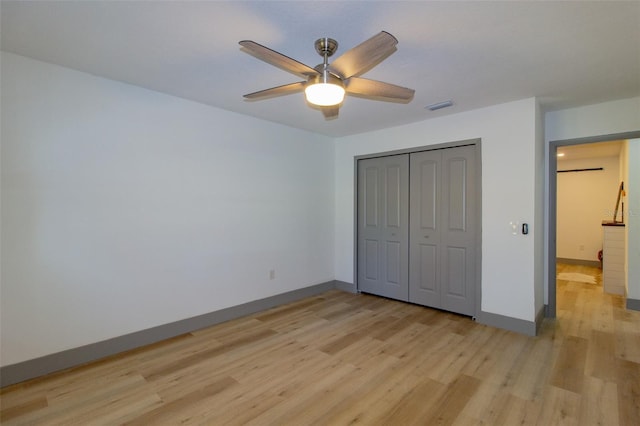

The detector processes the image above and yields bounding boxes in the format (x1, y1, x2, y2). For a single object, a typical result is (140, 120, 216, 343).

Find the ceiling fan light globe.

(305, 83, 345, 106)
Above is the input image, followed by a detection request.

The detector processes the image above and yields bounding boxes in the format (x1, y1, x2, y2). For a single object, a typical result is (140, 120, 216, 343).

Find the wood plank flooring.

(1, 263, 639, 425)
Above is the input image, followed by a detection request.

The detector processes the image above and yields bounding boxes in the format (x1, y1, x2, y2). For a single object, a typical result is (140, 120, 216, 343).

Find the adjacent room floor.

(1, 263, 638, 425)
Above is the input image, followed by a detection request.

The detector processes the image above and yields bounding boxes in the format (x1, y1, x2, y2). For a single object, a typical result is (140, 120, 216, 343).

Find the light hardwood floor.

(1, 263, 639, 425)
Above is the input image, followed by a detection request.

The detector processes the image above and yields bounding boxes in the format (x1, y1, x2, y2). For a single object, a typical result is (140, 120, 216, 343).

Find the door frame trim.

(353, 138, 482, 318)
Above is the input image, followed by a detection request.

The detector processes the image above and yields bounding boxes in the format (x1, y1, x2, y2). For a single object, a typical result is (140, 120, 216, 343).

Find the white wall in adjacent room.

(0, 52, 335, 366)
(556, 156, 621, 262)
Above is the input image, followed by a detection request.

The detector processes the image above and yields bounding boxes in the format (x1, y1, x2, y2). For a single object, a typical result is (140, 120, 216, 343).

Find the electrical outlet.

(269, 269, 276, 280)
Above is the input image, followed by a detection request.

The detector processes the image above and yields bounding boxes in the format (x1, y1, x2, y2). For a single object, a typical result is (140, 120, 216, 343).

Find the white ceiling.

(2, 1, 639, 137)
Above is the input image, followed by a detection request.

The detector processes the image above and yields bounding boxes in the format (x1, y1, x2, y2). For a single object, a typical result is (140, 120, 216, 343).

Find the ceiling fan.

(239, 31, 415, 119)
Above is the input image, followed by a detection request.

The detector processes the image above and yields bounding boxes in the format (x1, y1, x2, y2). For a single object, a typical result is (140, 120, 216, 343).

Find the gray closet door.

(408, 150, 441, 307)
(357, 155, 409, 301)
(409, 145, 476, 315)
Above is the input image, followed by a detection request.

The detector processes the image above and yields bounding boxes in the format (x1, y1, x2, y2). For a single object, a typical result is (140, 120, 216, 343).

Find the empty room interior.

(1, 1, 639, 424)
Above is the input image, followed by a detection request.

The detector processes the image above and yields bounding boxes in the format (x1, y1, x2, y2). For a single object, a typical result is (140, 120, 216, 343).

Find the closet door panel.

(386, 241, 402, 284)
(419, 159, 438, 230)
(363, 167, 379, 227)
(440, 146, 476, 315)
(385, 164, 402, 228)
(358, 161, 381, 293)
(409, 151, 441, 306)
(364, 239, 379, 280)
(418, 243, 438, 292)
(357, 155, 409, 301)
(444, 246, 467, 297)
(446, 157, 467, 232)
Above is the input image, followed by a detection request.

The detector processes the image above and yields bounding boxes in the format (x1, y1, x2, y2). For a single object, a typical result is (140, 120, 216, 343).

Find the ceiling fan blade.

(322, 106, 339, 120)
(328, 31, 398, 79)
(243, 81, 306, 100)
(345, 77, 415, 102)
(239, 40, 319, 79)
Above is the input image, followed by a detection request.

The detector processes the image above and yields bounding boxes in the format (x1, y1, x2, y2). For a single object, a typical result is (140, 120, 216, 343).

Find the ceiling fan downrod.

(314, 37, 339, 84)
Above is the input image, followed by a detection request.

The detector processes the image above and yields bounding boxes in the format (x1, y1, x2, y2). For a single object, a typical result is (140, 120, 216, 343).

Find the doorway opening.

(547, 131, 640, 318)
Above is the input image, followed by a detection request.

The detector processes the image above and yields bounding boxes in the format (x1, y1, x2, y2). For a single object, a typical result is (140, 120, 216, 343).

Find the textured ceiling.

(2, 1, 639, 137)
